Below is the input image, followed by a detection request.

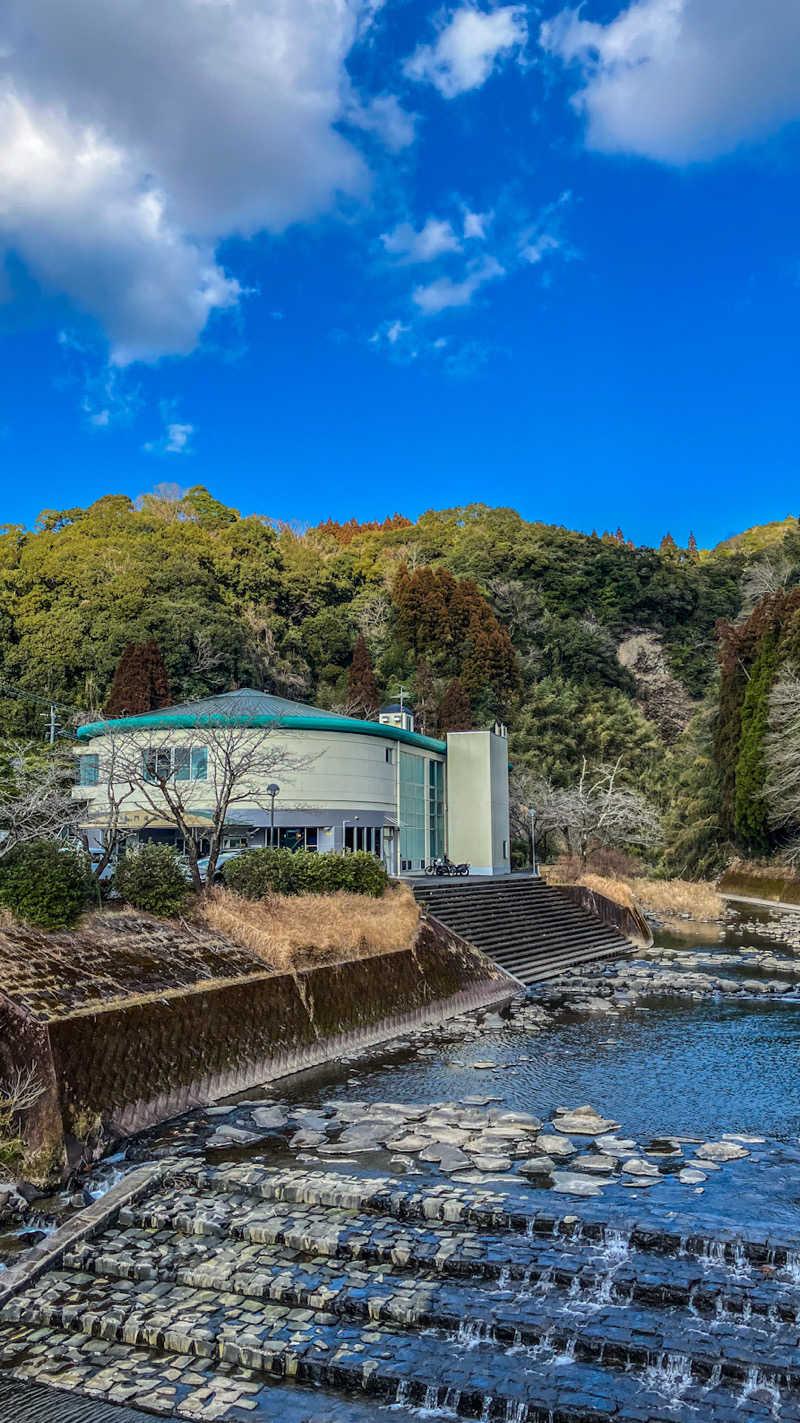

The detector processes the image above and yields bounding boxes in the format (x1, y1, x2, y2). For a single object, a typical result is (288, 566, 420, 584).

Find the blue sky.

(1, 0, 799, 547)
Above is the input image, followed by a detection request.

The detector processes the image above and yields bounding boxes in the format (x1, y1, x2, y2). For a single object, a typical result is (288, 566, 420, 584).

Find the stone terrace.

(2, 1132, 800, 1420)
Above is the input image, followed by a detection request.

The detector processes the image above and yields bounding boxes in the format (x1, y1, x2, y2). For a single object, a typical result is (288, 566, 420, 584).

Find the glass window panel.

(174, 747, 191, 781)
(305, 828, 318, 851)
(400, 752, 426, 868)
(191, 747, 208, 781)
(79, 754, 99, 787)
(344, 825, 355, 852)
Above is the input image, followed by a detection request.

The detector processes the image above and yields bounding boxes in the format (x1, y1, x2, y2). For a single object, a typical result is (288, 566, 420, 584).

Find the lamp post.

(267, 783, 279, 849)
(529, 808, 538, 877)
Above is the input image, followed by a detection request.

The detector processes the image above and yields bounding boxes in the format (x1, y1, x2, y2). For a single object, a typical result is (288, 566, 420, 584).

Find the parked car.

(192, 848, 247, 885)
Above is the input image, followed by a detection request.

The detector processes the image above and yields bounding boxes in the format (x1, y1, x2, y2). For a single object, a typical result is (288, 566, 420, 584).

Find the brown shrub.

(201, 883, 420, 973)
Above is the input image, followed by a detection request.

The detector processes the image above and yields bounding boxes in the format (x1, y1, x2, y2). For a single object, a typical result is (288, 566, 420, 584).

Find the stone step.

(4, 1265, 800, 1421)
(68, 1204, 800, 1328)
(415, 877, 635, 981)
(155, 1163, 800, 1269)
(57, 1219, 800, 1393)
(3, 1317, 792, 1423)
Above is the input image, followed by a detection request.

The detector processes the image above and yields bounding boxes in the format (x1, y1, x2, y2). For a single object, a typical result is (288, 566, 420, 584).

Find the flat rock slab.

(622, 1158, 661, 1178)
(250, 1107, 288, 1130)
(696, 1140, 750, 1162)
(517, 1156, 555, 1177)
(471, 1154, 512, 1172)
(552, 1114, 620, 1135)
(206, 1127, 263, 1147)
(550, 1171, 606, 1197)
(537, 1135, 577, 1158)
(573, 1153, 618, 1175)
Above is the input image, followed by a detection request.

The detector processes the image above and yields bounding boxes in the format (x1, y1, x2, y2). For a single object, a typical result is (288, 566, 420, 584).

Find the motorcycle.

(425, 856, 470, 877)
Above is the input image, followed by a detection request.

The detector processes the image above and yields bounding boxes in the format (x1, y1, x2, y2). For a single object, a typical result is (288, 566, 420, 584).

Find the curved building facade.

(75, 689, 509, 876)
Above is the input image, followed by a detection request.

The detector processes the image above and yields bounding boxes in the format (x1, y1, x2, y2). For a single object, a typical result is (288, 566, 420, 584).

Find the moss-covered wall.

(35, 921, 509, 1156)
(719, 869, 800, 907)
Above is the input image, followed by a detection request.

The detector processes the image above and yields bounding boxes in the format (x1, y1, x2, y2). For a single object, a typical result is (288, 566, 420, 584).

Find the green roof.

(76, 688, 447, 754)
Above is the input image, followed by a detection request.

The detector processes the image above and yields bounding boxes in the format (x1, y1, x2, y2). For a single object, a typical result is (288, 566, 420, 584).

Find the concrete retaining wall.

(4, 918, 514, 1174)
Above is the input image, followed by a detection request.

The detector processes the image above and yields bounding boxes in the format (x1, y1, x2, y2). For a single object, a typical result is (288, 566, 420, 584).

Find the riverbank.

(4, 903, 800, 1420)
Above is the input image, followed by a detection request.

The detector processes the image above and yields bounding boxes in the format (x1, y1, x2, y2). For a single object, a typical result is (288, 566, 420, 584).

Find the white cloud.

(404, 4, 528, 99)
(463, 208, 492, 240)
(144, 409, 196, 456)
(382, 218, 462, 263)
(541, 0, 800, 163)
(347, 94, 417, 151)
(413, 256, 504, 313)
(0, 0, 392, 362)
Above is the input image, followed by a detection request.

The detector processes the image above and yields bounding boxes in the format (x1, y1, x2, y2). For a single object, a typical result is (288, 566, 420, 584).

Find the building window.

(78, 753, 99, 787)
(385, 747, 394, 764)
(142, 746, 208, 782)
(191, 747, 208, 781)
(428, 759, 445, 859)
(399, 752, 426, 869)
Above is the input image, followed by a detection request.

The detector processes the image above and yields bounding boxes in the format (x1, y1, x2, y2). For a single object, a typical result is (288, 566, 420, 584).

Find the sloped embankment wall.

(4, 917, 513, 1165)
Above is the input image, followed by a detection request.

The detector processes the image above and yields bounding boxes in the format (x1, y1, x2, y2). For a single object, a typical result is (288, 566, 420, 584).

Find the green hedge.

(0, 839, 94, 929)
(113, 843, 191, 917)
(223, 849, 389, 899)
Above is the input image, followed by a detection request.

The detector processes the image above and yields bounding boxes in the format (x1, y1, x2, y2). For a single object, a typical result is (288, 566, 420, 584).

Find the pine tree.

(104, 641, 171, 718)
(687, 531, 699, 560)
(660, 532, 678, 553)
(346, 634, 380, 717)
(438, 678, 473, 733)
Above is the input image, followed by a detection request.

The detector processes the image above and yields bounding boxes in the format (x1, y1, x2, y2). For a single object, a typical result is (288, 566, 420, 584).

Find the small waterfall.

(504, 1402, 528, 1422)
(552, 1337, 576, 1367)
(393, 1380, 410, 1407)
(642, 1352, 693, 1398)
(739, 1367, 782, 1417)
(479, 1395, 493, 1423)
(422, 1384, 440, 1412)
(457, 1319, 495, 1348)
(779, 1249, 800, 1284)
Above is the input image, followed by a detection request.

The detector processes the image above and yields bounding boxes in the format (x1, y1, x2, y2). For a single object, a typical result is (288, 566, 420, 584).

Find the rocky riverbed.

(4, 904, 800, 1420)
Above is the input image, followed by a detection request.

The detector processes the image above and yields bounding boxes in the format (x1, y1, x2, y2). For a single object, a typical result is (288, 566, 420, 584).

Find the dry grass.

(542, 861, 722, 922)
(201, 883, 421, 973)
(630, 878, 722, 922)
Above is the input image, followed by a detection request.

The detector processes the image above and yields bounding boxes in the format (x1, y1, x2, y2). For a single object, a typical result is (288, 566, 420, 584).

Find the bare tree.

(89, 717, 315, 891)
(740, 555, 793, 617)
(0, 743, 77, 860)
(764, 673, 800, 833)
(0, 1066, 45, 1176)
(532, 758, 662, 869)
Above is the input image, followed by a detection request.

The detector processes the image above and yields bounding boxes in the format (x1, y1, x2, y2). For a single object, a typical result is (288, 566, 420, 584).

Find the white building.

(75, 689, 510, 876)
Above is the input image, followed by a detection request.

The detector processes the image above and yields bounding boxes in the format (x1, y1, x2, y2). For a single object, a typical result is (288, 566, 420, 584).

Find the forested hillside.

(3, 486, 800, 873)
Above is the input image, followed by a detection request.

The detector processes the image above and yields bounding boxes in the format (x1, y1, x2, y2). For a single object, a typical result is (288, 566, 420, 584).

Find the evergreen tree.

(104, 641, 171, 718)
(413, 659, 438, 736)
(733, 630, 779, 852)
(687, 531, 699, 561)
(346, 634, 380, 717)
(438, 678, 473, 733)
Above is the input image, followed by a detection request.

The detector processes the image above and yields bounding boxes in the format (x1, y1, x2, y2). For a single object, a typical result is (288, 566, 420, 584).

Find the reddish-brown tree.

(104, 641, 171, 718)
(438, 678, 474, 733)
(346, 634, 380, 717)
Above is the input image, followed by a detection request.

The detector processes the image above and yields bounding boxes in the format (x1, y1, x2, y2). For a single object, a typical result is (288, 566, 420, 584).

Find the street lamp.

(529, 808, 538, 877)
(267, 783, 279, 849)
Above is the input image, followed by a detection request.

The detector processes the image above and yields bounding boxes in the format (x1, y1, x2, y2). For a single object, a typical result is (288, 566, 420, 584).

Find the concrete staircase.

(413, 875, 633, 985)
